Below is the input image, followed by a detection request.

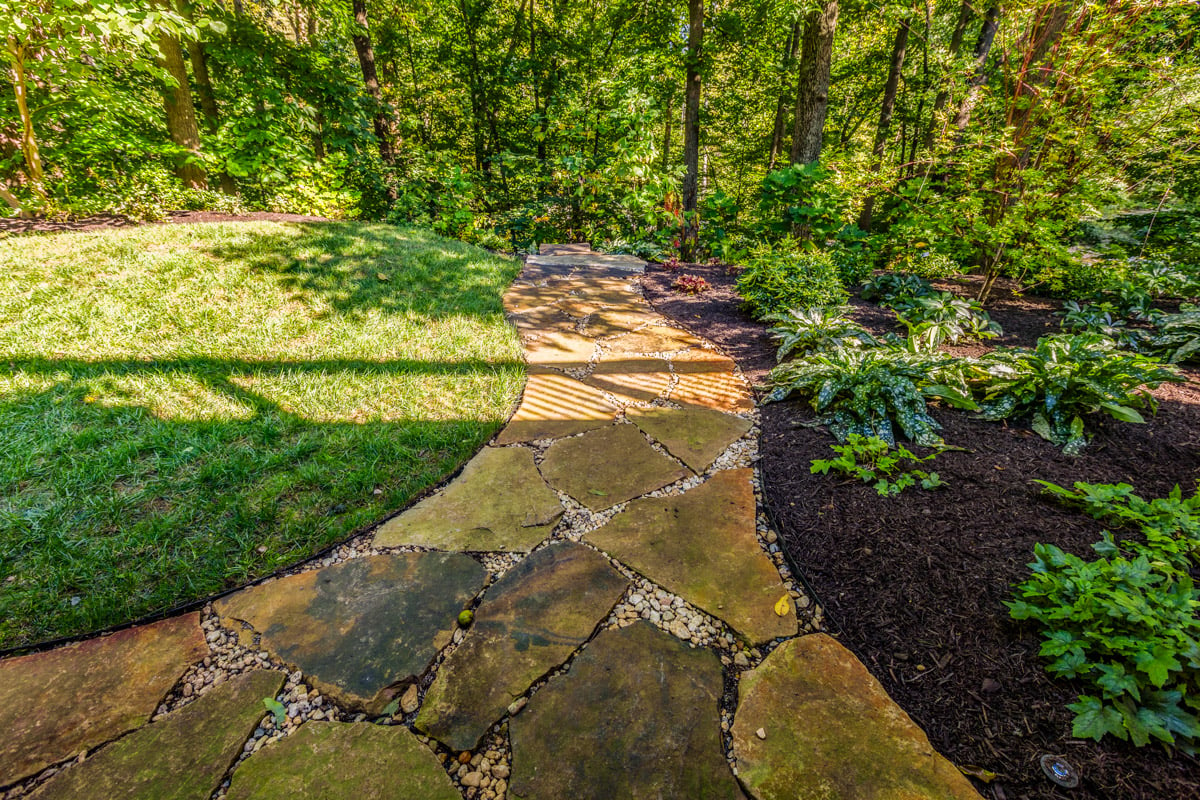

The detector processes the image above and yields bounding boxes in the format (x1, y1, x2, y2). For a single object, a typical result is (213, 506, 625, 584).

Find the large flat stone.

(670, 351, 753, 412)
(0, 613, 207, 786)
(539, 424, 689, 511)
(587, 470, 796, 644)
(732, 635, 982, 800)
(493, 370, 619, 444)
(628, 407, 753, 472)
(503, 283, 567, 313)
(526, 253, 645, 272)
(604, 325, 703, 355)
(226, 722, 460, 800)
(31, 669, 283, 800)
(507, 305, 581, 341)
(523, 330, 598, 369)
(416, 542, 629, 751)
(539, 243, 592, 255)
(509, 621, 742, 800)
(582, 308, 661, 338)
(215, 553, 485, 712)
(556, 289, 646, 319)
(374, 447, 563, 551)
(584, 357, 674, 405)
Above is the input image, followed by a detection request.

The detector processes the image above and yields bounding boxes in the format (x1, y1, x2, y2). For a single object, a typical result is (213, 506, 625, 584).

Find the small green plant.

(764, 306, 878, 362)
(973, 333, 1181, 454)
(1008, 481, 1200, 752)
(1143, 306, 1200, 364)
(860, 272, 934, 305)
(736, 241, 848, 317)
(263, 698, 287, 726)
(810, 434, 945, 496)
(894, 291, 1002, 350)
(766, 347, 977, 446)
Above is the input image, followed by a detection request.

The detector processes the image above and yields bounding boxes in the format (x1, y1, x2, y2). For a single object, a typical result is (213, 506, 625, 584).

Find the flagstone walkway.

(0, 245, 981, 800)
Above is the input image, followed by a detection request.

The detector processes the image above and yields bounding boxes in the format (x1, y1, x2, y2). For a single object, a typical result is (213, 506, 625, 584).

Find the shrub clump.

(736, 241, 847, 317)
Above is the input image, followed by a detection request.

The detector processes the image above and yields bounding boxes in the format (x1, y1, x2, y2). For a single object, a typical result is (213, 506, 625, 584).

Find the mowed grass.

(0, 221, 524, 648)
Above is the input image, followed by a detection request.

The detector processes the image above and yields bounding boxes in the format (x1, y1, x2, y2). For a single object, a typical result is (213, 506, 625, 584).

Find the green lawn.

(0, 221, 524, 649)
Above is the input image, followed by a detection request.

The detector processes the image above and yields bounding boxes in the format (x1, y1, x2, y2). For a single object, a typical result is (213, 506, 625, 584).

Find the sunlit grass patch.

(0, 221, 524, 648)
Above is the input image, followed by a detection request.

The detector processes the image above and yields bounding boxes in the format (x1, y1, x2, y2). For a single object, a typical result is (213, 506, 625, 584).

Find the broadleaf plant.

(764, 306, 879, 362)
(810, 434, 944, 496)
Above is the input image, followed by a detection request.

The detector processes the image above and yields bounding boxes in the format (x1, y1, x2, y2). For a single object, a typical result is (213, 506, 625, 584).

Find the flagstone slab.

(416, 542, 629, 751)
(605, 325, 704, 354)
(503, 283, 566, 313)
(582, 308, 662, 338)
(507, 306, 581, 341)
(539, 424, 689, 511)
(539, 243, 593, 255)
(523, 330, 598, 369)
(526, 253, 646, 272)
(375, 447, 563, 551)
(731, 634, 982, 800)
(556, 290, 646, 318)
(670, 353, 753, 412)
(226, 722, 461, 800)
(493, 371, 619, 444)
(628, 407, 752, 473)
(509, 621, 743, 800)
(0, 613, 207, 787)
(584, 357, 674, 405)
(587, 469, 796, 644)
(31, 669, 283, 800)
(215, 553, 485, 712)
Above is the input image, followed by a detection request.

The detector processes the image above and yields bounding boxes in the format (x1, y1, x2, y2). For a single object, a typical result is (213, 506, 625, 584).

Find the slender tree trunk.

(680, 0, 704, 260)
(7, 43, 43, 189)
(922, 0, 973, 151)
(662, 93, 672, 173)
(790, 1, 839, 165)
(859, 17, 910, 231)
(351, 0, 394, 164)
(313, 110, 326, 161)
(768, 20, 801, 169)
(952, 4, 999, 135)
(157, 31, 207, 189)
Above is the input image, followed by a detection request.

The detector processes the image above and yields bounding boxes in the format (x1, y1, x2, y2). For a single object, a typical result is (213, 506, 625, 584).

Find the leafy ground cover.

(642, 262, 1200, 800)
(0, 221, 524, 649)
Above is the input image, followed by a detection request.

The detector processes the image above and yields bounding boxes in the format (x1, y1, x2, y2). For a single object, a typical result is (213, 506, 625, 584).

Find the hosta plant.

(811, 434, 944, 496)
(1057, 301, 1147, 351)
(860, 272, 933, 306)
(1009, 481, 1200, 752)
(895, 291, 1002, 350)
(973, 333, 1181, 454)
(1144, 306, 1200, 364)
(766, 347, 976, 447)
(764, 306, 878, 362)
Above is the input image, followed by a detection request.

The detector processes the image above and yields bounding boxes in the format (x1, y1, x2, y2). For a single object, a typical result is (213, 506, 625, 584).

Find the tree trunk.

(767, 20, 801, 170)
(922, 0, 973, 151)
(7, 43, 44, 189)
(790, 1, 839, 165)
(182, 6, 237, 195)
(859, 17, 910, 231)
(351, 0, 394, 164)
(157, 31, 207, 189)
(662, 93, 672, 173)
(952, 4, 999, 135)
(680, 0, 704, 260)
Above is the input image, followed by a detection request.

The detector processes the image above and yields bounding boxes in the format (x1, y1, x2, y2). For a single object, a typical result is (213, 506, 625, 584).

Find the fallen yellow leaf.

(773, 595, 790, 617)
(957, 764, 997, 783)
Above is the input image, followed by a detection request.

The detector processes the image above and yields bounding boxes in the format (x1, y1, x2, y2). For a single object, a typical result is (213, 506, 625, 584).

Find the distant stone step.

(539, 242, 593, 255)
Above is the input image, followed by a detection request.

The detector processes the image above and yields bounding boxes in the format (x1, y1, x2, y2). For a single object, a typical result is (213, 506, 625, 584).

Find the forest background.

(4, 0, 1199, 294)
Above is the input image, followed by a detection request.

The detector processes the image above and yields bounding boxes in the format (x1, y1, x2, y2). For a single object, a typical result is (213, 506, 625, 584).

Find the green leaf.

(1069, 696, 1127, 741)
(262, 697, 286, 726)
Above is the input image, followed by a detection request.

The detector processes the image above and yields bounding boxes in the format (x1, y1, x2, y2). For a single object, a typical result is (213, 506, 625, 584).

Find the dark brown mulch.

(641, 262, 1200, 800)
(0, 210, 327, 236)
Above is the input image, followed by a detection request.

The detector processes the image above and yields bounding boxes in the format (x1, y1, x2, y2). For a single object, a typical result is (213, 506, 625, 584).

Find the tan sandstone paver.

(670, 350, 753, 412)
(732, 634, 982, 800)
(583, 356, 674, 405)
(539, 424, 689, 511)
(604, 324, 704, 355)
(522, 330, 598, 369)
(582, 308, 662, 338)
(30, 669, 284, 800)
(507, 305, 581, 341)
(627, 406, 753, 472)
(374, 446, 563, 551)
(225, 722, 461, 800)
(416, 542, 629, 751)
(493, 370, 619, 444)
(509, 621, 744, 800)
(0, 613, 207, 787)
(215, 553, 485, 712)
(587, 469, 796, 645)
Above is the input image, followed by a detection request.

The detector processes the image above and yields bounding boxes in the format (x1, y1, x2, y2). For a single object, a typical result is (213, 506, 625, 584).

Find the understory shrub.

(1009, 481, 1200, 753)
(765, 306, 878, 362)
(736, 241, 847, 317)
(972, 333, 1181, 454)
(860, 272, 934, 306)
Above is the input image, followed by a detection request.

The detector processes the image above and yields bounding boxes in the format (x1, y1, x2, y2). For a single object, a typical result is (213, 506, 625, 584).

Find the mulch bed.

(0, 210, 327, 236)
(642, 262, 1200, 800)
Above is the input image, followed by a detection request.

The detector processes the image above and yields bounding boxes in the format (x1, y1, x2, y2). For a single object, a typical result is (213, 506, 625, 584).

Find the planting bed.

(642, 262, 1200, 800)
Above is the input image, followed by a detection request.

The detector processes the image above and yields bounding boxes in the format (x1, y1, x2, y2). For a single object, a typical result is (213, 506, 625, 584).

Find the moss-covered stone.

(416, 542, 628, 750)
(0, 613, 207, 786)
(539, 424, 689, 511)
(226, 722, 461, 800)
(31, 669, 283, 800)
(374, 447, 563, 551)
(628, 407, 752, 473)
(732, 635, 982, 800)
(215, 553, 485, 712)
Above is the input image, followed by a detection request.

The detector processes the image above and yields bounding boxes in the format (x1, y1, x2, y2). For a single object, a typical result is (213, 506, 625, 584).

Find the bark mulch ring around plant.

(642, 263, 1200, 800)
